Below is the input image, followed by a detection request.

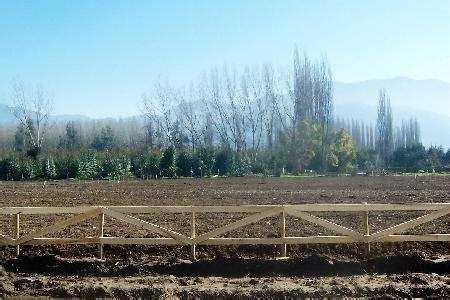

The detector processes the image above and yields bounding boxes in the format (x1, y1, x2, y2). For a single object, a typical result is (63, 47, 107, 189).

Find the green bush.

(0, 157, 22, 181)
(230, 154, 251, 177)
(392, 144, 427, 172)
(160, 147, 176, 177)
(55, 156, 78, 179)
(0, 157, 42, 181)
(20, 158, 41, 180)
(77, 154, 100, 180)
(195, 146, 215, 177)
(131, 152, 160, 179)
(214, 148, 232, 176)
(176, 151, 193, 177)
(42, 157, 57, 179)
(100, 156, 132, 180)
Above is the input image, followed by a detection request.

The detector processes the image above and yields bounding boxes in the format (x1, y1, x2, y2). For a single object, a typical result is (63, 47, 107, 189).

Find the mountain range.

(0, 77, 449, 149)
(334, 77, 450, 148)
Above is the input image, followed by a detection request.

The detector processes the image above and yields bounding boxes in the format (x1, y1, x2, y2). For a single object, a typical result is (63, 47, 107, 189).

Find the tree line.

(1, 49, 449, 181)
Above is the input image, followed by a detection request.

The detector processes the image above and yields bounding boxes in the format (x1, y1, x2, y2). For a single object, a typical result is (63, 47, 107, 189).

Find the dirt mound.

(148, 254, 450, 277)
(3, 253, 449, 277)
(1, 254, 449, 298)
(2, 254, 138, 276)
(149, 255, 364, 277)
(368, 253, 450, 274)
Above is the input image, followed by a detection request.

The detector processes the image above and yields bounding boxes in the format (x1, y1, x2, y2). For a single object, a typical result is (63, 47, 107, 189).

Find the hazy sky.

(0, 1, 449, 117)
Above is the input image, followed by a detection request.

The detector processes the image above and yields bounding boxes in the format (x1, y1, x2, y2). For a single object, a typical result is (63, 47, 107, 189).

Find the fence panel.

(1, 203, 449, 259)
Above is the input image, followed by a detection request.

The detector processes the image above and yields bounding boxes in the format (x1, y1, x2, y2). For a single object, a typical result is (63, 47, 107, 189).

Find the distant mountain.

(334, 77, 450, 149)
(335, 77, 450, 117)
(0, 103, 90, 123)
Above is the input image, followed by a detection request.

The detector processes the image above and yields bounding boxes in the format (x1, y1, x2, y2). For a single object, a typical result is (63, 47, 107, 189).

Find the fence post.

(13, 213, 20, 256)
(364, 202, 370, 255)
(98, 213, 105, 259)
(191, 211, 196, 260)
(280, 208, 287, 257)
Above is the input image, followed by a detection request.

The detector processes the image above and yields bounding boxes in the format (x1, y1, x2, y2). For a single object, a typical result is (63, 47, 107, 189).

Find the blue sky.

(0, 1, 449, 117)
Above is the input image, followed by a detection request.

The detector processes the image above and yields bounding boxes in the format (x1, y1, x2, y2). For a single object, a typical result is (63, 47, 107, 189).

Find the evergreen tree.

(159, 146, 176, 177)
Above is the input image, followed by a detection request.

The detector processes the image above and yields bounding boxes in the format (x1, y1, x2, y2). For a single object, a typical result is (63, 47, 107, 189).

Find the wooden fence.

(1, 203, 449, 259)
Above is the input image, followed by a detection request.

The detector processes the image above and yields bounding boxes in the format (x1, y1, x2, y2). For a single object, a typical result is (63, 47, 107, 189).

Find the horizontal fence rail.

(1, 203, 449, 259)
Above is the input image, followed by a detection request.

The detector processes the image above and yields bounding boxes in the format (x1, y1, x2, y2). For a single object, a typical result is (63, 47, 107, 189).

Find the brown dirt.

(0, 175, 449, 297)
(1, 253, 449, 298)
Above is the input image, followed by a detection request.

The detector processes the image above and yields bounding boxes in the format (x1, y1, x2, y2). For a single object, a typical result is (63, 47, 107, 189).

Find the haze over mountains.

(0, 77, 449, 148)
(334, 77, 450, 148)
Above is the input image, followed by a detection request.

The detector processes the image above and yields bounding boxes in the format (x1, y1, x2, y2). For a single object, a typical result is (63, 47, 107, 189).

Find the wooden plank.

(287, 208, 365, 241)
(369, 208, 450, 242)
(365, 211, 371, 254)
(364, 203, 371, 254)
(191, 211, 196, 260)
(199, 236, 358, 245)
(23, 237, 100, 245)
(13, 213, 20, 255)
(0, 234, 14, 246)
(280, 210, 287, 256)
(102, 205, 281, 214)
(193, 207, 282, 244)
(20, 234, 449, 246)
(102, 208, 191, 244)
(104, 203, 450, 212)
(97, 213, 105, 259)
(378, 234, 450, 242)
(100, 237, 180, 245)
(104, 205, 280, 213)
(1, 203, 449, 215)
(15, 208, 102, 245)
(98, 236, 357, 245)
(0, 206, 97, 215)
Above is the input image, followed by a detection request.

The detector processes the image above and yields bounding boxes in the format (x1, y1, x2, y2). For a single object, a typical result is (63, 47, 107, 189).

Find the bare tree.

(10, 80, 53, 154)
(293, 48, 314, 123)
(223, 66, 245, 153)
(312, 58, 333, 172)
(142, 81, 177, 148)
(241, 66, 265, 161)
(262, 64, 279, 154)
(202, 67, 245, 152)
(177, 85, 202, 151)
(202, 68, 230, 147)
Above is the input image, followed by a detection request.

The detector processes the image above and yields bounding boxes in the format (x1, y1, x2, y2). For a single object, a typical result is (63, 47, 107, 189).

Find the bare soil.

(0, 176, 449, 297)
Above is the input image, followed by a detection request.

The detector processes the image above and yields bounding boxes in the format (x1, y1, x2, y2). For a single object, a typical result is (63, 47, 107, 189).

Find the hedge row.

(0, 147, 253, 181)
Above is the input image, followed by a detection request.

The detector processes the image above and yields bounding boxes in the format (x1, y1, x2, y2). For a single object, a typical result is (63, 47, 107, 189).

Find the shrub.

(55, 156, 78, 179)
(195, 146, 215, 177)
(160, 147, 176, 178)
(230, 154, 251, 177)
(132, 152, 160, 179)
(176, 151, 193, 177)
(42, 157, 57, 179)
(100, 156, 133, 180)
(77, 154, 100, 180)
(214, 148, 232, 176)
(0, 157, 22, 181)
(20, 158, 41, 180)
(392, 144, 426, 172)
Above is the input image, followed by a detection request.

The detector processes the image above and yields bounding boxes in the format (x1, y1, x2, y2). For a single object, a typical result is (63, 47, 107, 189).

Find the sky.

(0, 1, 449, 117)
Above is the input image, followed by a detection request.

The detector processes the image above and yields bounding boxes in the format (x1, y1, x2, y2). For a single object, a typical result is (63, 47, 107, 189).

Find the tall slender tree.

(376, 89, 394, 168)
